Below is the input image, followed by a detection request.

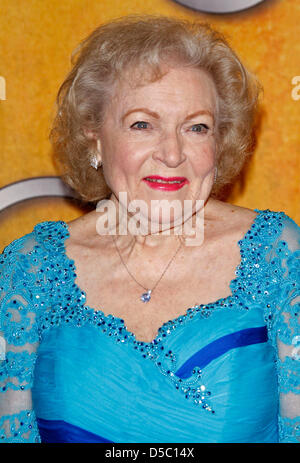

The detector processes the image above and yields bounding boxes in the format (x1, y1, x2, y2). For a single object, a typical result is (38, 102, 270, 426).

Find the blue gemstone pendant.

(140, 290, 152, 303)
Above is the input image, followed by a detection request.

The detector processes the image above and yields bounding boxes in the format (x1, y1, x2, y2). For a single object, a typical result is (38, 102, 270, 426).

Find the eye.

(190, 123, 210, 134)
(130, 121, 149, 130)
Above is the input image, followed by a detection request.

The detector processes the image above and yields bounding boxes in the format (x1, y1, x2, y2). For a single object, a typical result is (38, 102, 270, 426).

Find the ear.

(84, 129, 103, 163)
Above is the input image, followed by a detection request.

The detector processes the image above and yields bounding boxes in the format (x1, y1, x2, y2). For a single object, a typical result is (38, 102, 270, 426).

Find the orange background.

(0, 0, 299, 251)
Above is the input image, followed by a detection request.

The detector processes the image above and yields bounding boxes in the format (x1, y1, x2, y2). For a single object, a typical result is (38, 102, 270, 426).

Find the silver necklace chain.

(111, 234, 184, 302)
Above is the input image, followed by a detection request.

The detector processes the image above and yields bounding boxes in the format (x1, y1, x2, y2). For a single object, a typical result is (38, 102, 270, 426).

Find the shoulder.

(0, 220, 70, 288)
(66, 208, 105, 242)
(272, 211, 300, 248)
(204, 199, 258, 244)
(0, 220, 73, 344)
(65, 209, 114, 263)
(211, 199, 298, 232)
(205, 199, 299, 253)
(0, 220, 69, 265)
(205, 198, 256, 224)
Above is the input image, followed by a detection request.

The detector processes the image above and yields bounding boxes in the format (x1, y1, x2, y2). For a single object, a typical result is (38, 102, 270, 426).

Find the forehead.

(108, 66, 218, 119)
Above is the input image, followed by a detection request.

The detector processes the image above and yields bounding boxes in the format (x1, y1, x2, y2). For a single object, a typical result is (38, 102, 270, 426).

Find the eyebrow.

(121, 108, 214, 123)
(186, 110, 214, 123)
(121, 108, 159, 122)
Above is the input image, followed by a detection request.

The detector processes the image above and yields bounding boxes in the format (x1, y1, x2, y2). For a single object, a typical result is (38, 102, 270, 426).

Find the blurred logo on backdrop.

(0, 177, 76, 212)
(0, 76, 76, 212)
(173, 0, 265, 13)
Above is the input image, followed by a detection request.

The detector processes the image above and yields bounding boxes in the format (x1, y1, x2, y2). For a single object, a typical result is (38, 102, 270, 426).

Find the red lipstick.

(142, 175, 189, 191)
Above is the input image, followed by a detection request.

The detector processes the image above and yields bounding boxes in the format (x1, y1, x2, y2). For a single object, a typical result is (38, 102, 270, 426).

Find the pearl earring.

(90, 155, 99, 170)
(90, 139, 102, 170)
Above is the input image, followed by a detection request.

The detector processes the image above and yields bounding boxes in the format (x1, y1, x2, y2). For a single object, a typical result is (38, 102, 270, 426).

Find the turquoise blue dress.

(0, 209, 299, 443)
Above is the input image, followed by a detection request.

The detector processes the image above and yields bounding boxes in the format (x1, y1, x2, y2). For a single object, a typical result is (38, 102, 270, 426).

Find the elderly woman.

(0, 16, 299, 444)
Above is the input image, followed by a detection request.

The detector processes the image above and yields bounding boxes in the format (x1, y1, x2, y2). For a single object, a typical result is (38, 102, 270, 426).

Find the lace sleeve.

(266, 214, 300, 443)
(0, 234, 41, 443)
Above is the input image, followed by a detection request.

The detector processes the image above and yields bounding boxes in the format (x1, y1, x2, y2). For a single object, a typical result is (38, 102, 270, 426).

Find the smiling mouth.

(143, 176, 188, 184)
(142, 176, 188, 190)
(145, 178, 182, 184)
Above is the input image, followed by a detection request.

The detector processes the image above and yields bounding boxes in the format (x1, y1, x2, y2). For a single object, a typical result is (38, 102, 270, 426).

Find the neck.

(100, 193, 212, 251)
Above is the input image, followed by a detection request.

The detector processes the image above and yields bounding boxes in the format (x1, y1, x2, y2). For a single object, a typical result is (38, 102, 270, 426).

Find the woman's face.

(97, 65, 218, 231)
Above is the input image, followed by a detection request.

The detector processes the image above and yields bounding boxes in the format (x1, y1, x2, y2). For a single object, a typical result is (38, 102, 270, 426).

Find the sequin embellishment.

(31, 211, 285, 415)
(1, 209, 299, 442)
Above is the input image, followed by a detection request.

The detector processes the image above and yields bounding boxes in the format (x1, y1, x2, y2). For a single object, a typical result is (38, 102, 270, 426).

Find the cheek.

(192, 143, 216, 175)
(111, 140, 148, 176)
(104, 149, 143, 185)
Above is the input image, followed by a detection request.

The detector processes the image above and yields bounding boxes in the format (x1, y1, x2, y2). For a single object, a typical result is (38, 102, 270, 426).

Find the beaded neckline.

(35, 208, 283, 348)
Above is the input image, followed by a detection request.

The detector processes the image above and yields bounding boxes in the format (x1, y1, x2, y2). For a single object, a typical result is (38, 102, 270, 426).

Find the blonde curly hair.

(50, 15, 262, 202)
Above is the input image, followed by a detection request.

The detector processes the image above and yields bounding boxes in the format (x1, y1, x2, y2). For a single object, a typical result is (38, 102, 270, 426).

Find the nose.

(153, 130, 186, 168)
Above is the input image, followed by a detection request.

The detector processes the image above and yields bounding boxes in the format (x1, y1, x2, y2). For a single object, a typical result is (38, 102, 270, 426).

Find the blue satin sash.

(37, 418, 114, 443)
(175, 326, 268, 379)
